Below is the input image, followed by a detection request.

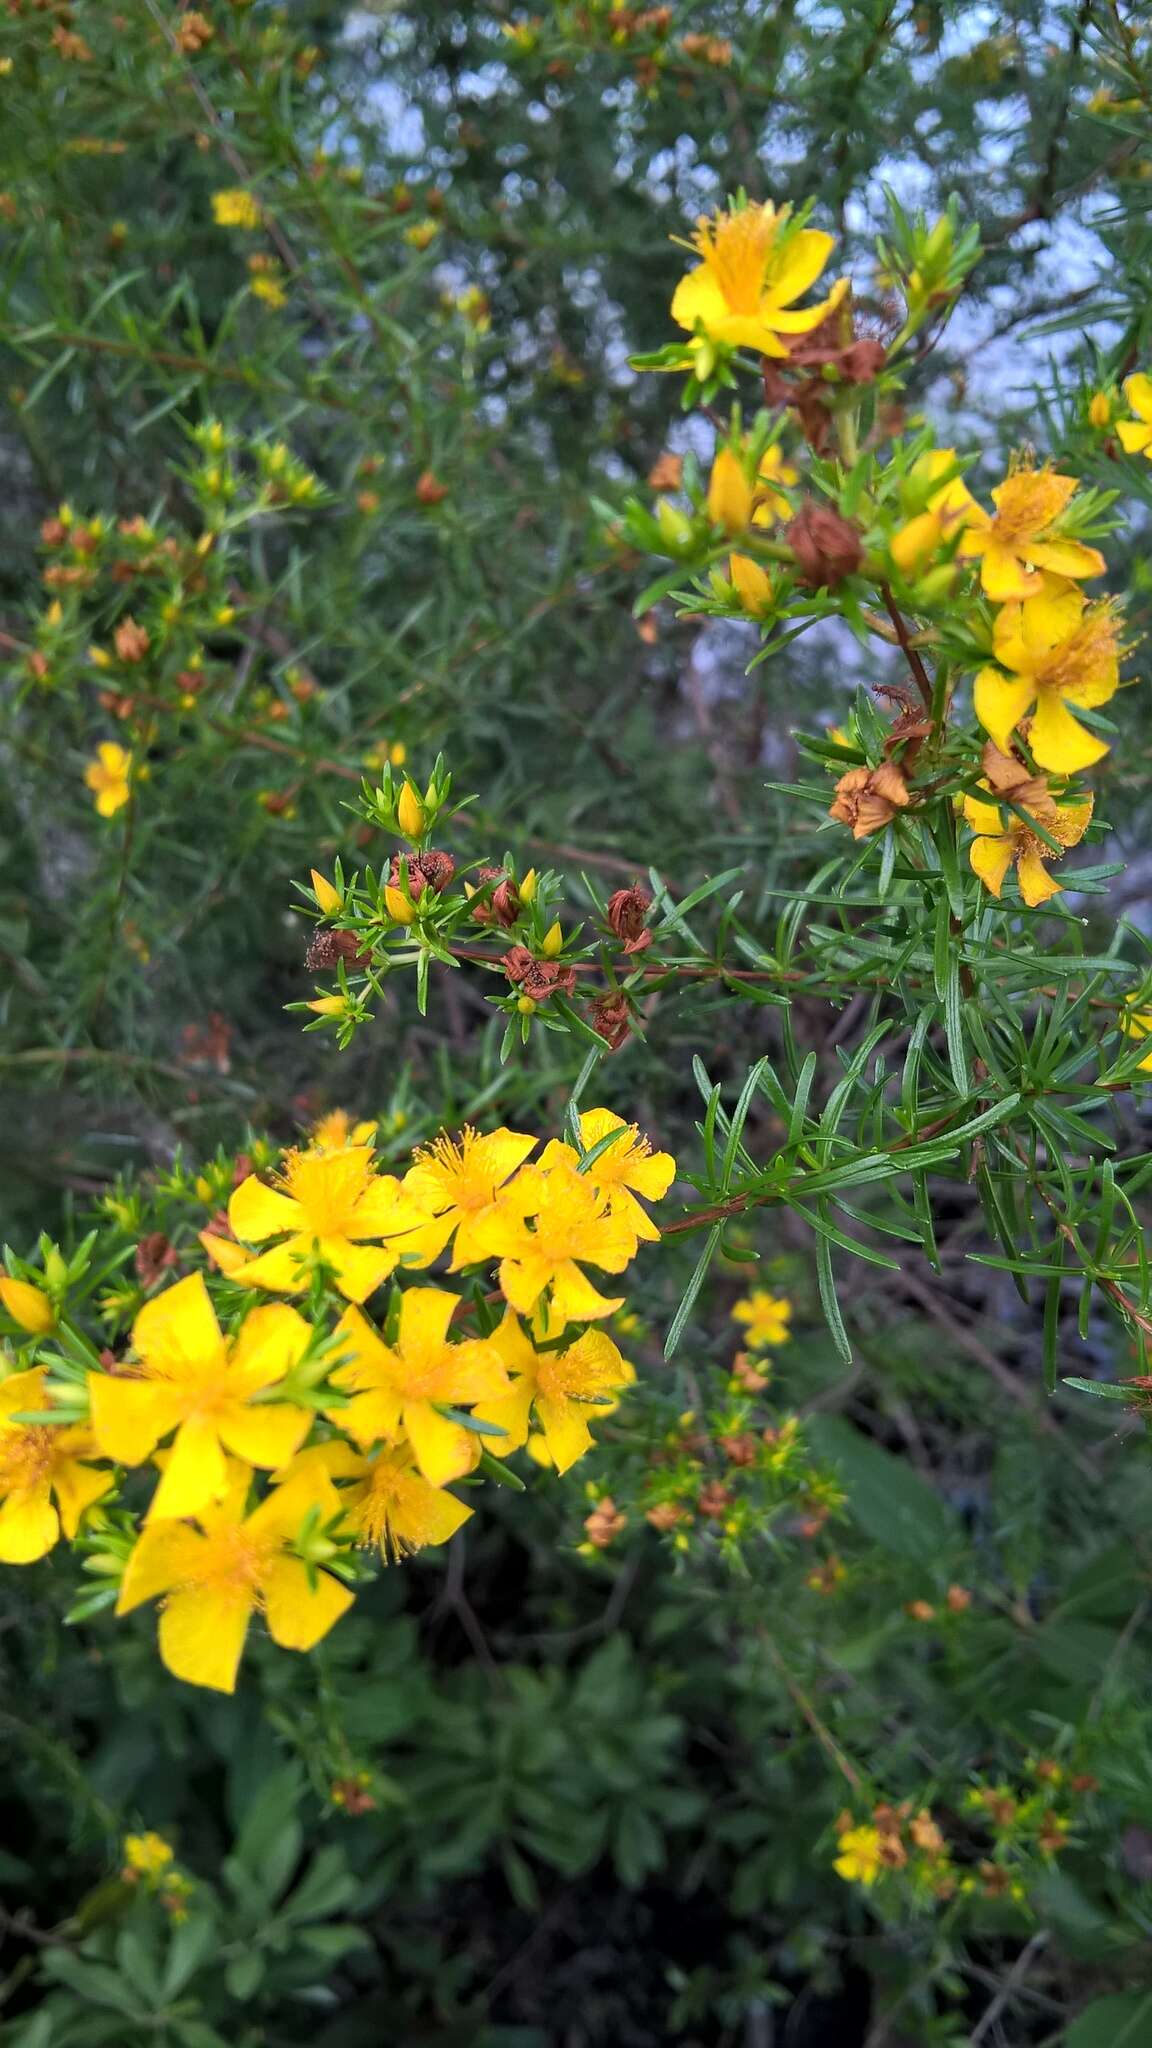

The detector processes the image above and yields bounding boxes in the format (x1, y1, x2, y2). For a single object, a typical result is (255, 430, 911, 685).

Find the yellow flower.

(731, 1289, 792, 1349)
(889, 449, 980, 575)
(404, 219, 440, 250)
(401, 1125, 537, 1267)
(224, 1148, 429, 1302)
(308, 1109, 378, 1154)
(539, 1108, 675, 1244)
(973, 582, 1121, 773)
(1121, 1003, 1152, 1073)
(123, 1832, 174, 1878)
(834, 1825, 883, 1885)
(671, 200, 845, 362)
(727, 553, 774, 614)
(0, 1276, 55, 1335)
(1117, 373, 1152, 458)
(958, 462, 1105, 602)
(753, 444, 799, 524)
(87, 1276, 314, 1522)
(212, 188, 262, 230)
(0, 1369, 109, 1562)
(329, 1291, 509, 1485)
(116, 1460, 353, 1694)
(962, 773, 1092, 908)
(324, 1438, 473, 1561)
(707, 447, 754, 534)
(479, 1159, 638, 1323)
(478, 1310, 635, 1474)
(249, 271, 287, 308)
(84, 742, 133, 818)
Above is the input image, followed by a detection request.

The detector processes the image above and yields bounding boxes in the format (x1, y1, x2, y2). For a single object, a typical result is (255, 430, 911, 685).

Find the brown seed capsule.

(415, 470, 449, 505)
(502, 944, 577, 1001)
(787, 504, 864, 589)
(588, 990, 632, 1051)
(606, 884, 653, 955)
(114, 615, 150, 663)
(306, 928, 371, 971)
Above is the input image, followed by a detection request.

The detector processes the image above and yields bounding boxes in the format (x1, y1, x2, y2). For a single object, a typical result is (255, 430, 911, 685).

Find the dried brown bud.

(839, 338, 888, 383)
(696, 1481, 733, 1519)
(588, 990, 633, 1051)
(828, 761, 910, 840)
(718, 1432, 759, 1468)
(306, 929, 371, 971)
(114, 615, 150, 663)
(645, 1501, 687, 1532)
(647, 451, 683, 492)
(389, 849, 455, 900)
(786, 504, 864, 589)
(134, 1232, 178, 1287)
(502, 944, 577, 1002)
(731, 1350, 770, 1393)
(584, 1497, 627, 1548)
(470, 866, 521, 927)
(415, 470, 449, 505)
(945, 1583, 971, 1612)
(605, 884, 652, 955)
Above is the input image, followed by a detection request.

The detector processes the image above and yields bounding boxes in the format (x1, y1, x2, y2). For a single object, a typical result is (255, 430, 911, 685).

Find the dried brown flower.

(828, 760, 911, 839)
(787, 504, 864, 589)
(605, 884, 652, 955)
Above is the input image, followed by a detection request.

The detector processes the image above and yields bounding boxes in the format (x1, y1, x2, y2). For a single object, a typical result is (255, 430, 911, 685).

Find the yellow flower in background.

(958, 463, 1105, 602)
(402, 1125, 537, 1267)
(834, 1825, 883, 1885)
(727, 553, 774, 613)
(1117, 373, 1152, 458)
(405, 219, 440, 250)
(753, 443, 799, 524)
(973, 583, 1121, 773)
(671, 200, 845, 362)
(330, 1291, 509, 1485)
(890, 449, 979, 574)
(212, 188, 262, 230)
(247, 255, 286, 307)
(0, 1277, 55, 1335)
(540, 1108, 675, 1243)
(225, 1148, 429, 1302)
(706, 447, 754, 533)
(123, 1832, 175, 1879)
(479, 1310, 635, 1473)
(308, 1109, 378, 1154)
(87, 1276, 314, 1521)
(480, 1160, 638, 1323)
(962, 754, 1093, 907)
(84, 742, 133, 817)
(116, 1461, 353, 1694)
(732, 1289, 792, 1349)
(1121, 1003, 1152, 1072)
(0, 1370, 110, 1562)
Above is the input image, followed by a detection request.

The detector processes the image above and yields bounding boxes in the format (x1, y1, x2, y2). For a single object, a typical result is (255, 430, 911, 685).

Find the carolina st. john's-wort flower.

(961, 746, 1093, 907)
(477, 1309, 635, 1474)
(329, 1289, 509, 1486)
(207, 1146, 430, 1302)
(1116, 372, 1152, 460)
(670, 200, 846, 366)
(973, 581, 1121, 774)
(731, 1289, 793, 1350)
(84, 742, 133, 817)
(478, 1158, 639, 1323)
(291, 1439, 473, 1563)
(401, 1125, 538, 1268)
(87, 1274, 314, 1521)
(957, 462, 1105, 603)
(538, 1108, 676, 1243)
(115, 1459, 353, 1694)
(0, 1369, 109, 1562)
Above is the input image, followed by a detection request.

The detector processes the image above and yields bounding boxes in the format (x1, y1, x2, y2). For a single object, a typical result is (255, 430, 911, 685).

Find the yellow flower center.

(691, 205, 779, 315)
(532, 1172, 609, 1259)
(0, 1423, 57, 1492)
(1034, 606, 1118, 696)
(414, 1127, 493, 1213)
(182, 1522, 276, 1600)
(989, 467, 1068, 547)
(279, 1147, 376, 1234)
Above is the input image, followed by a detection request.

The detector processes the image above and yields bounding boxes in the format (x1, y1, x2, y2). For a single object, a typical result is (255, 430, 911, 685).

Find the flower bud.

(541, 920, 563, 958)
(384, 884, 417, 925)
(310, 869, 341, 915)
(0, 1277, 55, 1334)
(656, 498, 695, 551)
(396, 781, 426, 840)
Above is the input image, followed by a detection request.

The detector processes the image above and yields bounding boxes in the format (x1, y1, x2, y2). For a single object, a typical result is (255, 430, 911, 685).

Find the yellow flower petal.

(87, 1375, 184, 1466)
(133, 1272, 221, 1376)
(1016, 847, 1061, 907)
(147, 1415, 230, 1522)
(159, 1586, 253, 1693)
(0, 1485, 59, 1563)
(404, 1400, 480, 1486)
(216, 1401, 312, 1470)
(229, 1176, 303, 1244)
(117, 1522, 208, 1614)
(263, 1556, 354, 1651)
(968, 831, 1015, 898)
(1029, 691, 1109, 773)
(972, 667, 1036, 751)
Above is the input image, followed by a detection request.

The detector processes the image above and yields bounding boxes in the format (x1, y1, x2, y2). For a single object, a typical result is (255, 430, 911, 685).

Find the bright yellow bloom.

(540, 1109, 675, 1244)
(727, 553, 774, 613)
(833, 1825, 883, 1885)
(318, 1438, 473, 1561)
(671, 201, 845, 362)
(958, 463, 1105, 602)
(123, 1832, 174, 1878)
(308, 1109, 377, 1154)
(732, 1289, 792, 1349)
(478, 1159, 638, 1323)
(225, 1148, 429, 1302)
(249, 271, 287, 308)
(310, 868, 341, 914)
(212, 188, 262, 230)
(84, 742, 133, 818)
(973, 583, 1121, 773)
(753, 444, 799, 523)
(401, 1125, 537, 1267)
(479, 1310, 634, 1474)
(707, 447, 753, 533)
(962, 780, 1093, 908)
(0, 1277, 55, 1335)
(116, 1461, 353, 1694)
(890, 449, 980, 574)
(0, 1369, 109, 1562)
(329, 1291, 509, 1486)
(87, 1276, 314, 1522)
(1117, 373, 1152, 458)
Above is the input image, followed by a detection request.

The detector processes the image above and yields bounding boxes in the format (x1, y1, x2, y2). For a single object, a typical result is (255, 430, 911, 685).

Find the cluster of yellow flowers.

(0, 1109, 674, 1694)
(647, 196, 1139, 911)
